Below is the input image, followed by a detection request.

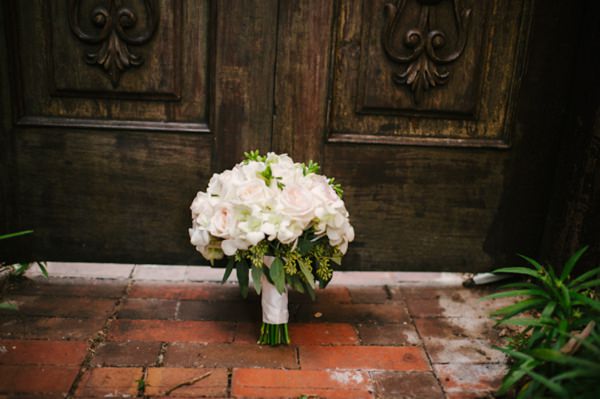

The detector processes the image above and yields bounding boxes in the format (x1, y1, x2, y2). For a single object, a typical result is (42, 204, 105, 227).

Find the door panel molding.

(327, 0, 534, 148)
(6, 0, 210, 133)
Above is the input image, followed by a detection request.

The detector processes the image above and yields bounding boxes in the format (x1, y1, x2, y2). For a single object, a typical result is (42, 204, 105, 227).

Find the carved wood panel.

(329, 0, 533, 147)
(8, 0, 209, 132)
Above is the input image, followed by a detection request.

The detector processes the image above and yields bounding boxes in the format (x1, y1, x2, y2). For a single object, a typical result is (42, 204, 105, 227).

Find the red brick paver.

(164, 342, 298, 369)
(372, 371, 445, 399)
(145, 367, 228, 397)
(108, 319, 234, 343)
(0, 365, 79, 395)
(0, 296, 115, 319)
(0, 339, 88, 366)
(129, 282, 245, 301)
(75, 367, 142, 397)
(232, 368, 373, 399)
(91, 341, 162, 366)
(300, 346, 429, 371)
(289, 323, 359, 345)
(118, 298, 178, 319)
(0, 316, 105, 341)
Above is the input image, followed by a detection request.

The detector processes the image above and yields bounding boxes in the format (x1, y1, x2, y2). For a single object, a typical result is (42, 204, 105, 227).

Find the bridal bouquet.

(189, 151, 354, 345)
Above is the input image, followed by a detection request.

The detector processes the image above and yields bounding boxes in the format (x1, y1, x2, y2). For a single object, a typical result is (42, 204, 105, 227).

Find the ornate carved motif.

(382, 0, 471, 103)
(68, 0, 159, 88)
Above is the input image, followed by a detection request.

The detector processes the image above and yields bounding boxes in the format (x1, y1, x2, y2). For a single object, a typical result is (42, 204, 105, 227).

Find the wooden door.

(1, 1, 582, 271)
(270, 0, 581, 271)
(1, 0, 277, 264)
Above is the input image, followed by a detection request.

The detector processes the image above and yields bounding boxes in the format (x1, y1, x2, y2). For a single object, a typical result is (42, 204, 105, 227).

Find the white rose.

(210, 203, 236, 238)
(239, 161, 267, 181)
(189, 228, 210, 247)
(221, 238, 250, 256)
(234, 178, 273, 205)
(278, 184, 315, 227)
(308, 175, 342, 206)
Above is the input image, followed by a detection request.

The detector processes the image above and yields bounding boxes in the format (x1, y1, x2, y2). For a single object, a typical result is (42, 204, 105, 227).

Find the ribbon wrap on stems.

(258, 256, 290, 345)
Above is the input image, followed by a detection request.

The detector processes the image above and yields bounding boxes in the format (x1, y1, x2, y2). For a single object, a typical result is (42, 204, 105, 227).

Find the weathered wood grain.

(0, 2, 13, 235)
(12, 0, 209, 129)
(272, 0, 334, 164)
(541, 1, 600, 270)
(13, 129, 212, 264)
(1, 0, 592, 272)
(212, 0, 278, 170)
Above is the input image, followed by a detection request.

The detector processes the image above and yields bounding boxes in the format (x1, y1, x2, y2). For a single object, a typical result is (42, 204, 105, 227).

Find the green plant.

(0, 230, 48, 278)
(1, 230, 48, 311)
(486, 246, 600, 398)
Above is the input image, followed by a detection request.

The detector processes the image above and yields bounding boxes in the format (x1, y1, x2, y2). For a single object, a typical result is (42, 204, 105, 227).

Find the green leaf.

(251, 265, 263, 295)
(304, 280, 316, 301)
(297, 236, 317, 256)
(571, 292, 600, 312)
(298, 261, 316, 289)
(499, 317, 554, 328)
(330, 255, 342, 266)
(541, 301, 557, 318)
(491, 298, 547, 319)
(495, 346, 536, 362)
(553, 369, 600, 381)
(221, 257, 235, 284)
(559, 283, 571, 314)
(270, 257, 286, 294)
(524, 369, 568, 398)
(568, 266, 600, 288)
(319, 276, 332, 289)
(288, 275, 305, 293)
(497, 367, 529, 396)
(560, 245, 588, 281)
(499, 281, 543, 290)
(0, 302, 18, 311)
(11, 263, 29, 277)
(573, 278, 600, 291)
(0, 230, 33, 240)
(493, 267, 543, 279)
(530, 348, 600, 371)
(481, 289, 549, 301)
(236, 260, 250, 298)
(37, 262, 49, 278)
(517, 253, 545, 272)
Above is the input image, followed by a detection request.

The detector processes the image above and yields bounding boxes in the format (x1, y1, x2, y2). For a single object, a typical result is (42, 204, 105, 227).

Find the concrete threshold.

(25, 262, 468, 287)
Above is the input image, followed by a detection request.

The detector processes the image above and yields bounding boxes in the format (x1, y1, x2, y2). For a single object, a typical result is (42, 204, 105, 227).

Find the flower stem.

(257, 322, 290, 346)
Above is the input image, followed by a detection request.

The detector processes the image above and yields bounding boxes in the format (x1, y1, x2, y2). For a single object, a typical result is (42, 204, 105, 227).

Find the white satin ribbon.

(261, 256, 289, 324)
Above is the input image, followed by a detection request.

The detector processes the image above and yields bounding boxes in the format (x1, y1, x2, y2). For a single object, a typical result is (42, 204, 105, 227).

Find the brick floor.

(0, 272, 513, 398)
(0, 339, 88, 366)
(232, 368, 373, 399)
(75, 367, 142, 397)
(145, 367, 229, 397)
(299, 345, 429, 371)
(164, 342, 298, 369)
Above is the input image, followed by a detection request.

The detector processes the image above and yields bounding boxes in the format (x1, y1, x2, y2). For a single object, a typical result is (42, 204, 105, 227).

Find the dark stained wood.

(0, 3, 14, 236)
(1, 0, 594, 272)
(10, 0, 209, 130)
(212, 0, 278, 170)
(272, 0, 334, 164)
(274, 0, 582, 271)
(14, 129, 213, 264)
(328, 0, 532, 148)
(541, 0, 600, 270)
